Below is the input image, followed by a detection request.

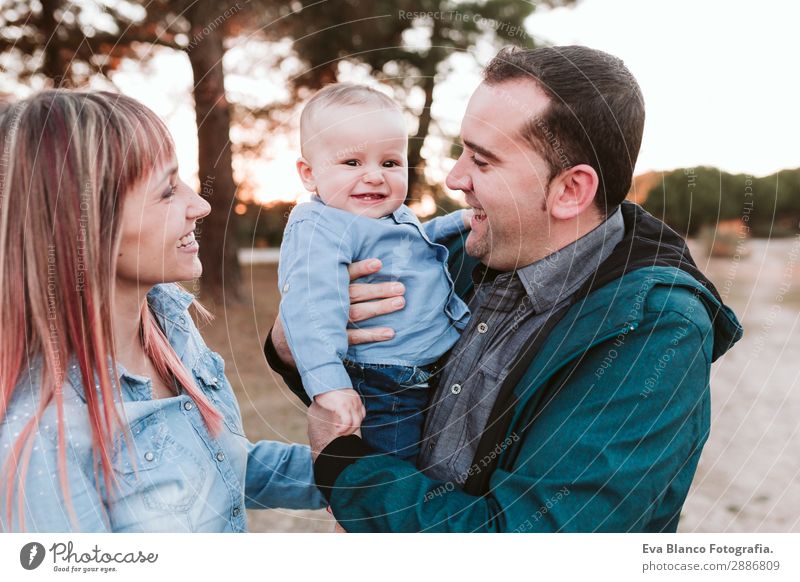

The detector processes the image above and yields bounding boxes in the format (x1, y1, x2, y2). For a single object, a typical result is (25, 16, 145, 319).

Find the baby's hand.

(462, 208, 474, 229)
(314, 389, 365, 432)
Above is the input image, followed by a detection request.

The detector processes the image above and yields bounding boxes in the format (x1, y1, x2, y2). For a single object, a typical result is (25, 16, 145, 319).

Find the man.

(265, 45, 742, 532)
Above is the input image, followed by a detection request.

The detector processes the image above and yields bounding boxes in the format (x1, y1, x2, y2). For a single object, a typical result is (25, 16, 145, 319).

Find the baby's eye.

(344, 159, 360, 166)
(383, 160, 401, 168)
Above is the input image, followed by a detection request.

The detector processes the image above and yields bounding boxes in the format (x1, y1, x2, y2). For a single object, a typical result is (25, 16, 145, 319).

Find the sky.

(103, 0, 800, 203)
(524, 0, 800, 177)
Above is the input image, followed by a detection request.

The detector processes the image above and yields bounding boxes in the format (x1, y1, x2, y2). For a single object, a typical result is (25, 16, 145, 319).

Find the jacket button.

(183, 401, 194, 411)
(232, 507, 241, 517)
(144, 452, 155, 462)
(450, 384, 462, 395)
(477, 322, 488, 334)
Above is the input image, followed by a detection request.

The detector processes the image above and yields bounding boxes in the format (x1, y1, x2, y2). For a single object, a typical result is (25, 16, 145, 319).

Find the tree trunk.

(40, 0, 67, 86)
(407, 68, 436, 204)
(186, 2, 241, 305)
(407, 17, 443, 204)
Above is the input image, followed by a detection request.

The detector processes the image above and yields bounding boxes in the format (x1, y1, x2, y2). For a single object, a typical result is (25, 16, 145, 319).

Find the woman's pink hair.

(0, 90, 222, 530)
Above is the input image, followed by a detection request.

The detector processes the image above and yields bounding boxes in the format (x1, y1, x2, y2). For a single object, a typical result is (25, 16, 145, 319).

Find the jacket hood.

(584, 202, 743, 361)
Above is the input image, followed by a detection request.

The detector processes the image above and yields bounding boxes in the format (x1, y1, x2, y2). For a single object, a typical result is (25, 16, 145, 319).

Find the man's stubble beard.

(466, 225, 492, 263)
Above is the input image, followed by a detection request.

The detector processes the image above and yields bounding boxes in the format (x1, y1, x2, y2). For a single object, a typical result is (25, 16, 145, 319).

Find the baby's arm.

(422, 209, 472, 244)
(278, 216, 364, 423)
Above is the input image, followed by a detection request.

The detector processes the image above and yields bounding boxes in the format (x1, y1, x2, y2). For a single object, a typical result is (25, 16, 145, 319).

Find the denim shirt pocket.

(193, 351, 246, 437)
(113, 414, 207, 513)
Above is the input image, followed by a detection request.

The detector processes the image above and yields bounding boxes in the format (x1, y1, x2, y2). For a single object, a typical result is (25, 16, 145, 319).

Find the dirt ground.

(678, 237, 800, 532)
(201, 236, 800, 532)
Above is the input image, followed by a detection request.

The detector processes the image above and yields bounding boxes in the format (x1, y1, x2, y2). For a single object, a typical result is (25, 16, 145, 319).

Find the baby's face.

(299, 105, 408, 218)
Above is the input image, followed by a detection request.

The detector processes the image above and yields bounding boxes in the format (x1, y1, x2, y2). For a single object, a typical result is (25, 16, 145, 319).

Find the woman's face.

(116, 159, 211, 287)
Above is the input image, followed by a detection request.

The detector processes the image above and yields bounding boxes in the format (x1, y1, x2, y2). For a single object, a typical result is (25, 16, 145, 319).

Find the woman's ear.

(547, 164, 600, 221)
(296, 157, 317, 192)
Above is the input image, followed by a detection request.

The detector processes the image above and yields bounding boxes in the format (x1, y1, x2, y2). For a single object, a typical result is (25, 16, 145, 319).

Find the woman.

(0, 90, 325, 532)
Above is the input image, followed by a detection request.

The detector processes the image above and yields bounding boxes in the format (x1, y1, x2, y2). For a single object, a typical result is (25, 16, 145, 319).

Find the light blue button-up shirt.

(0, 284, 325, 532)
(278, 197, 471, 398)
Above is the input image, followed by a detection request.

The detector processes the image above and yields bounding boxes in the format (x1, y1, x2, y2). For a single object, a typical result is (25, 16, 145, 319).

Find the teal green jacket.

(299, 203, 743, 532)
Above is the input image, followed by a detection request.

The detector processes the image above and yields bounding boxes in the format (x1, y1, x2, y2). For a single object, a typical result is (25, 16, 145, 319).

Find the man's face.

(447, 79, 556, 270)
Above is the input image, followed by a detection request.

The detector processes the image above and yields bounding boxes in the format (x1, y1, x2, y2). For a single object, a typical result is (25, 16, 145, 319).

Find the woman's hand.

(270, 258, 405, 366)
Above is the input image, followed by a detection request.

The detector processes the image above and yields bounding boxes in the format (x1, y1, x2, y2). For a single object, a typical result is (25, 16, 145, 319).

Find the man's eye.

(470, 155, 488, 168)
(344, 160, 360, 166)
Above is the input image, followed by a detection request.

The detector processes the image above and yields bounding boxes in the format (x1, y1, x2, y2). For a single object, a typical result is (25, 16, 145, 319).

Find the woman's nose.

(188, 190, 211, 220)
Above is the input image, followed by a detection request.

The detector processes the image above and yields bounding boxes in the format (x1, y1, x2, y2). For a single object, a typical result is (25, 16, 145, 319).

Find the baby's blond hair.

(300, 83, 402, 156)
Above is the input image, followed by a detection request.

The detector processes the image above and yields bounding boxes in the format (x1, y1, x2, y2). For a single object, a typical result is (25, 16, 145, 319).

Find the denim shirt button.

(144, 451, 155, 462)
(215, 451, 225, 462)
(183, 400, 194, 411)
(232, 506, 241, 517)
(477, 322, 489, 334)
(450, 383, 462, 395)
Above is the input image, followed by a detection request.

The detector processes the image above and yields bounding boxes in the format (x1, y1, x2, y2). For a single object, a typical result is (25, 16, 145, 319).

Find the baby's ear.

(296, 157, 317, 192)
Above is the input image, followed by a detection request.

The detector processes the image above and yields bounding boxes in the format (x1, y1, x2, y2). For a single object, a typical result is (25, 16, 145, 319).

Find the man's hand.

(270, 258, 406, 365)
(314, 388, 365, 431)
(347, 258, 406, 344)
(308, 401, 362, 461)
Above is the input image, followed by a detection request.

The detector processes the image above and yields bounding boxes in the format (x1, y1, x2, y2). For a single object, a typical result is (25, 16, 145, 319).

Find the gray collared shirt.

(418, 207, 626, 485)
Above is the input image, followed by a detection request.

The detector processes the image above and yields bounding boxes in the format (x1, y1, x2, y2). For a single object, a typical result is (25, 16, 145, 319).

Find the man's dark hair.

(483, 45, 645, 216)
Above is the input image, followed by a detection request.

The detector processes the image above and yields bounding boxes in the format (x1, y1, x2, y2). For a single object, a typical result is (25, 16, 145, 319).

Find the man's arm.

(313, 296, 714, 532)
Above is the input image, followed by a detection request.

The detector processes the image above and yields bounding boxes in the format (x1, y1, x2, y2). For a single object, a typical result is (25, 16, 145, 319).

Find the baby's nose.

(362, 169, 385, 184)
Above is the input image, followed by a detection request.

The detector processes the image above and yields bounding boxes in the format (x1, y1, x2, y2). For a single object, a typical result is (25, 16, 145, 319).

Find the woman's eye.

(162, 184, 178, 199)
(344, 159, 360, 166)
(470, 155, 488, 168)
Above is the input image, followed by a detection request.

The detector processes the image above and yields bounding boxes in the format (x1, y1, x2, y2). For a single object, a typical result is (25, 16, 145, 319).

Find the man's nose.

(446, 157, 471, 192)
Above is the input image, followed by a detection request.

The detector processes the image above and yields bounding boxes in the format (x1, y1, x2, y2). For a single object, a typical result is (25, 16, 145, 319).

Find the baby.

(278, 83, 471, 462)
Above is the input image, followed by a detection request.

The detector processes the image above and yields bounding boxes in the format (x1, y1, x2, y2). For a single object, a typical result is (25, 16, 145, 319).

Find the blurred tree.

(0, 0, 253, 303)
(642, 166, 800, 238)
(1, 0, 575, 292)
(285, 0, 573, 205)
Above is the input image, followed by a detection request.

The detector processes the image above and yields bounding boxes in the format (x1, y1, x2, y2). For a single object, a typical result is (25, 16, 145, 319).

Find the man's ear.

(296, 157, 317, 192)
(546, 164, 600, 221)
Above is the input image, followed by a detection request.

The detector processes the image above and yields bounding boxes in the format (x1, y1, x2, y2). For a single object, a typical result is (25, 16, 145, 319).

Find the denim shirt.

(278, 197, 471, 397)
(0, 284, 325, 532)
